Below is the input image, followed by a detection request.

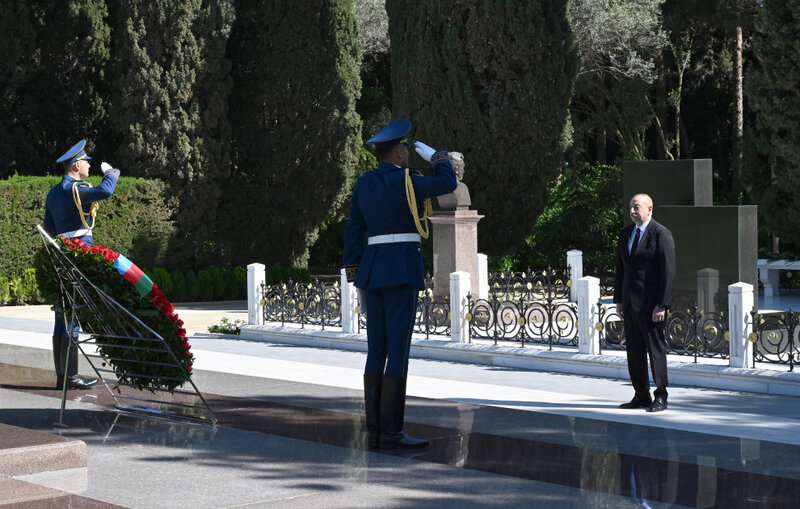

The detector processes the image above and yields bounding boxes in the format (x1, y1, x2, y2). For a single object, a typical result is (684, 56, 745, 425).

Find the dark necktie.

(630, 227, 641, 255)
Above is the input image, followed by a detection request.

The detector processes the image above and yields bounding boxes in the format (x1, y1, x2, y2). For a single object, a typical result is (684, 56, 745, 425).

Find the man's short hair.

(375, 144, 397, 161)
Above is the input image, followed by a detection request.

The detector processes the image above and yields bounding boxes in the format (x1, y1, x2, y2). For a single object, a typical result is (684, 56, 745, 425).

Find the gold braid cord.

(72, 182, 99, 231)
(405, 169, 433, 239)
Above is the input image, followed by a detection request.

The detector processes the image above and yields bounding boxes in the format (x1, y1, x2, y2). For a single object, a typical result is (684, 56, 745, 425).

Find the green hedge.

(0, 175, 175, 277)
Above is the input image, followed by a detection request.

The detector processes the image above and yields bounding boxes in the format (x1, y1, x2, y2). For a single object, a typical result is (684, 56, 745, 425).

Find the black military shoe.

(619, 395, 652, 409)
(57, 375, 98, 390)
(648, 396, 668, 413)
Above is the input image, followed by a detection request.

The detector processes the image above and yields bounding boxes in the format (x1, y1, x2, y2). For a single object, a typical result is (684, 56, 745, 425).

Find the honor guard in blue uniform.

(343, 119, 457, 449)
(43, 139, 121, 390)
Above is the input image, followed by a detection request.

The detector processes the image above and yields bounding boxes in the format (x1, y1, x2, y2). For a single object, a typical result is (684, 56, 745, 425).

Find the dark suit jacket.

(613, 219, 676, 314)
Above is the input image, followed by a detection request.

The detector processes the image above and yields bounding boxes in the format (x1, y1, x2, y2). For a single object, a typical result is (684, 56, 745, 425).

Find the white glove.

(414, 142, 436, 162)
(100, 162, 113, 175)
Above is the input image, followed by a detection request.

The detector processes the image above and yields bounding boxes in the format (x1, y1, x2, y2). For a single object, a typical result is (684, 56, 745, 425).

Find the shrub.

(10, 269, 41, 304)
(150, 268, 173, 297)
(197, 269, 214, 301)
(222, 268, 238, 300)
(0, 176, 174, 278)
(184, 270, 199, 302)
(171, 270, 187, 302)
(233, 266, 247, 299)
(207, 266, 225, 300)
(0, 275, 10, 305)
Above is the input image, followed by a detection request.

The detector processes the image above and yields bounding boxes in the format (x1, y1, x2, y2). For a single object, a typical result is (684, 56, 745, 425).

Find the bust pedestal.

(429, 210, 484, 298)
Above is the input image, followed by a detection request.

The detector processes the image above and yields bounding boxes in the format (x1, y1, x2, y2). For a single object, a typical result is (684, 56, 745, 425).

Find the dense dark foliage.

(221, 0, 363, 268)
(746, 0, 800, 248)
(110, 0, 233, 261)
(386, 0, 577, 258)
(0, 1, 111, 177)
(0, 1, 798, 273)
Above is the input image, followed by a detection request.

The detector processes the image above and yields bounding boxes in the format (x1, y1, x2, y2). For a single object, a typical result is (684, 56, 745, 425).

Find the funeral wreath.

(35, 237, 193, 392)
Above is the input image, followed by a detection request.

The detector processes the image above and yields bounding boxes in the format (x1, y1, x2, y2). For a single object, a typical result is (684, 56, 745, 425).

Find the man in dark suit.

(343, 119, 456, 449)
(613, 193, 676, 413)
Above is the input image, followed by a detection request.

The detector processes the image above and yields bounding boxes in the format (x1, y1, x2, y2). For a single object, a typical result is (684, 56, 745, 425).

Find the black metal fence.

(261, 275, 451, 337)
(750, 308, 800, 371)
(597, 301, 729, 360)
(468, 268, 577, 348)
(261, 279, 342, 329)
(257, 270, 751, 364)
(587, 265, 616, 297)
(486, 267, 571, 302)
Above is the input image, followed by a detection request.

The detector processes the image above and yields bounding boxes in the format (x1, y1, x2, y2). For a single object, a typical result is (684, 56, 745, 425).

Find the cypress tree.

(386, 0, 577, 258)
(223, 0, 362, 268)
(110, 0, 233, 259)
(746, 0, 800, 246)
(0, 1, 110, 176)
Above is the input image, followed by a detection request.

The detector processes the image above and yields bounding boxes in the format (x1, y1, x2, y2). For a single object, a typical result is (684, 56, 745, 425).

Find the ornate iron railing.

(597, 300, 625, 351)
(750, 308, 799, 371)
(260, 274, 450, 336)
(261, 278, 341, 329)
(486, 267, 571, 302)
(415, 288, 451, 338)
(467, 268, 578, 348)
(353, 274, 450, 337)
(587, 265, 616, 297)
(597, 301, 729, 359)
(665, 306, 729, 360)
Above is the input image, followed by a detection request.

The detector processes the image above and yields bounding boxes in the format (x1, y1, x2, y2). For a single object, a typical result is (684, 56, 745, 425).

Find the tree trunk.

(655, 49, 668, 160)
(596, 86, 607, 163)
(733, 24, 744, 194)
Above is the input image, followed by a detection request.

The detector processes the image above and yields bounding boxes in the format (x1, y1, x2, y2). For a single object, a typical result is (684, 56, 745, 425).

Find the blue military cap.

(367, 119, 414, 149)
(55, 139, 92, 165)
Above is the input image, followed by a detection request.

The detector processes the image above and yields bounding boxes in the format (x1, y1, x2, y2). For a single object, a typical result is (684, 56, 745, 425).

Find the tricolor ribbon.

(112, 254, 154, 298)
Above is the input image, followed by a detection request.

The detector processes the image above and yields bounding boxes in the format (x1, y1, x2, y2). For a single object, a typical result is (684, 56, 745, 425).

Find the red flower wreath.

(35, 237, 194, 392)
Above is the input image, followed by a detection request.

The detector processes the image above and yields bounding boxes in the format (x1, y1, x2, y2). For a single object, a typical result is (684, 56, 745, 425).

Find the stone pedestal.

(430, 210, 484, 298)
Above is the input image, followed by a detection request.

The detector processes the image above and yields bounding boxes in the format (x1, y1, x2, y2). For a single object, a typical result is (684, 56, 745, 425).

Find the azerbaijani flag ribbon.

(112, 254, 154, 298)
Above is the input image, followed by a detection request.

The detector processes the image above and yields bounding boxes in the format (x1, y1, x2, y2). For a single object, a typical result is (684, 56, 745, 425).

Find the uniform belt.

(59, 228, 91, 239)
(368, 233, 421, 245)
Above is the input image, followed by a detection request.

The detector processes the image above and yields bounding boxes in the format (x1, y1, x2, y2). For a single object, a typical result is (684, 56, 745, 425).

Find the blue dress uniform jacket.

(343, 154, 457, 290)
(43, 171, 120, 243)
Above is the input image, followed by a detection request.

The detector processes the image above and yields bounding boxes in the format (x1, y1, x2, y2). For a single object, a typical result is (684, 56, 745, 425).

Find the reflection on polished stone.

(3, 361, 800, 507)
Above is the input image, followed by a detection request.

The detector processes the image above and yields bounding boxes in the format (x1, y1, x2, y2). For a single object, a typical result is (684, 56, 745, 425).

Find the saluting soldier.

(343, 119, 457, 449)
(43, 139, 121, 390)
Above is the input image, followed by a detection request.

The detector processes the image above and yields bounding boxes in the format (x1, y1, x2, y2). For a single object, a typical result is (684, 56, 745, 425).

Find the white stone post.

(577, 276, 601, 355)
(759, 263, 779, 298)
(450, 271, 472, 343)
(728, 282, 754, 369)
(567, 250, 583, 302)
(341, 269, 359, 334)
(247, 263, 266, 326)
(477, 253, 488, 301)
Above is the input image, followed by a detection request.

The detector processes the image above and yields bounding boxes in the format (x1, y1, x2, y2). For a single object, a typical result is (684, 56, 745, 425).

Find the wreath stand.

(37, 226, 216, 427)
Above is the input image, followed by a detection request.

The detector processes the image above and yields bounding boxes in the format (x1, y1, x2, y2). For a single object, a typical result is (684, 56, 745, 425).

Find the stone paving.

(2, 302, 800, 507)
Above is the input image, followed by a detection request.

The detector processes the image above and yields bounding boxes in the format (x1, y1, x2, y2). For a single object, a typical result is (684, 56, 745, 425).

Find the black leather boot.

(54, 336, 97, 390)
(379, 376, 428, 449)
(364, 374, 382, 448)
(53, 335, 77, 389)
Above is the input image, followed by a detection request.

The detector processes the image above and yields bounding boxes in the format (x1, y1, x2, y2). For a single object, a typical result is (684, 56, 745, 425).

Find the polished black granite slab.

(2, 362, 799, 507)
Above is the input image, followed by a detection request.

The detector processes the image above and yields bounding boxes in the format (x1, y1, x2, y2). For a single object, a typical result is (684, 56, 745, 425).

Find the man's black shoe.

(56, 375, 98, 390)
(648, 397, 668, 412)
(619, 395, 652, 409)
(379, 430, 429, 450)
